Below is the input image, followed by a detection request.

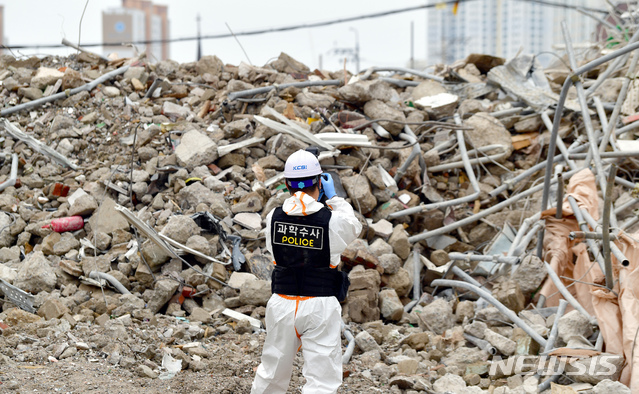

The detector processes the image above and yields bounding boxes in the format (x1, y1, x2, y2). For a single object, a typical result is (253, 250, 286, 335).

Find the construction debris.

(1, 19, 639, 392)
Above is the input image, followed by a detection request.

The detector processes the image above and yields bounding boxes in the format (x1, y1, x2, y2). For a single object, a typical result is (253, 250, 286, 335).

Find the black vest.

(270, 206, 340, 297)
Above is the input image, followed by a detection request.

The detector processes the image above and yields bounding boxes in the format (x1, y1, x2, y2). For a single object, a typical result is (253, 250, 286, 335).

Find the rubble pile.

(0, 39, 637, 393)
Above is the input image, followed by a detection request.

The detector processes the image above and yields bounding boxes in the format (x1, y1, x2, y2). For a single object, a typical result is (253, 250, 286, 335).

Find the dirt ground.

(0, 333, 386, 394)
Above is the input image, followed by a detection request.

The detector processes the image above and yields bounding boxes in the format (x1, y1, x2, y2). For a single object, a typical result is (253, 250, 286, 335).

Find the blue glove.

(321, 173, 336, 199)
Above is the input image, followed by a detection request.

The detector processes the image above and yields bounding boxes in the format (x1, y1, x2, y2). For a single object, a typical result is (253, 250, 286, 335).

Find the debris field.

(0, 29, 639, 394)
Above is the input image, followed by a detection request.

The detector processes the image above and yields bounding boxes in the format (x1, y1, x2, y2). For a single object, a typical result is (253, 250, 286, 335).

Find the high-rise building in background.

(102, 0, 169, 61)
(552, 0, 600, 51)
(425, 0, 599, 66)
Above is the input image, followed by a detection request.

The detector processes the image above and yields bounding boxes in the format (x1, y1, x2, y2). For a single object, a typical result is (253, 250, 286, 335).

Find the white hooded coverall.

(251, 191, 362, 394)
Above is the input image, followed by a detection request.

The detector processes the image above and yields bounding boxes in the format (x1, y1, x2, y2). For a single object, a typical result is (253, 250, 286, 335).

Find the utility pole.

(410, 21, 415, 69)
(196, 13, 202, 60)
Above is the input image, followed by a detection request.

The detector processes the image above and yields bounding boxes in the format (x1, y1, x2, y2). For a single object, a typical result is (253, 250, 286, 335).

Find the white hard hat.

(284, 149, 322, 179)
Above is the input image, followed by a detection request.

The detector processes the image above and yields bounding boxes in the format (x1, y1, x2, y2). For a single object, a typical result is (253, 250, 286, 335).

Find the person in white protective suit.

(251, 149, 362, 394)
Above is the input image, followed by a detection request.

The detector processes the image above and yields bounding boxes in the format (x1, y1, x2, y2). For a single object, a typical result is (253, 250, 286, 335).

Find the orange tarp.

(538, 168, 638, 388)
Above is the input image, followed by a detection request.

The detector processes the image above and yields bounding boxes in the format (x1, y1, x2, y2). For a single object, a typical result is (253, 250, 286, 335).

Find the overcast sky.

(0, 0, 433, 72)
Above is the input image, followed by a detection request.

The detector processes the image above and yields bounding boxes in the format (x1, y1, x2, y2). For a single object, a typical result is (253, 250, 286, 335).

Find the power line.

(2, 0, 472, 50)
(515, 0, 608, 13)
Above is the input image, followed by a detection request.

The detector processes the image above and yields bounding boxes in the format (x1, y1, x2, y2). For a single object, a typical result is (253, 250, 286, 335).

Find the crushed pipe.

(464, 333, 497, 355)
(342, 322, 356, 365)
(227, 79, 341, 101)
(408, 168, 582, 243)
(393, 133, 420, 183)
(507, 212, 542, 256)
(431, 279, 547, 348)
(448, 252, 519, 265)
(404, 250, 422, 313)
(89, 271, 131, 295)
(1, 120, 79, 170)
(359, 66, 443, 83)
(0, 65, 130, 116)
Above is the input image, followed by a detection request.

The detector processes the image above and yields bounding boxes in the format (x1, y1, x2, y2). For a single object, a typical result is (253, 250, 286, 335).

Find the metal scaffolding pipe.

(394, 133, 421, 182)
(569, 150, 639, 159)
(538, 31, 639, 258)
(556, 173, 564, 219)
(489, 154, 566, 197)
(360, 66, 443, 83)
(0, 153, 18, 192)
(451, 265, 484, 289)
(562, 23, 608, 201)
(544, 261, 596, 324)
(389, 127, 482, 218)
(404, 250, 423, 313)
(569, 231, 617, 241)
(431, 279, 547, 348)
(577, 202, 630, 267)
(541, 111, 578, 171)
(228, 79, 341, 100)
(544, 299, 568, 353)
(427, 145, 509, 173)
(510, 221, 545, 258)
(341, 322, 356, 364)
(464, 333, 497, 355)
(537, 299, 569, 392)
(603, 165, 616, 289)
(448, 252, 519, 265)
(489, 107, 525, 118)
(599, 48, 639, 154)
(1, 65, 130, 116)
(408, 168, 582, 243)
(621, 215, 639, 232)
(507, 213, 541, 257)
